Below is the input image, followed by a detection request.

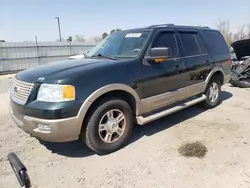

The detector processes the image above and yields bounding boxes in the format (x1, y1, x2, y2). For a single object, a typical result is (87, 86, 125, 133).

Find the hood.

(68, 54, 85, 60)
(231, 39, 250, 60)
(16, 58, 109, 82)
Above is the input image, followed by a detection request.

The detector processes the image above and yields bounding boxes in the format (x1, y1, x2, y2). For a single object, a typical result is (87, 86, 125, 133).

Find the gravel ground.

(1, 77, 250, 188)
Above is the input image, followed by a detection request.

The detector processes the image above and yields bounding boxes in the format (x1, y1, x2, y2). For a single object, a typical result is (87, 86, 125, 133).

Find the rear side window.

(179, 32, 206, 56)
(152, 32, 178, 57)
(202, 31, 229, 54)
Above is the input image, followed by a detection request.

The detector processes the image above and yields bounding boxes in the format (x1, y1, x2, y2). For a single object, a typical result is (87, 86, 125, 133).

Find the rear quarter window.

(201, 30, 229, 54)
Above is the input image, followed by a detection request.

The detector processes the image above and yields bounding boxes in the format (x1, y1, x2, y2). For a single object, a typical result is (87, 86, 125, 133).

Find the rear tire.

(81, 98, 134, 155)
(201, 78, 221, 109)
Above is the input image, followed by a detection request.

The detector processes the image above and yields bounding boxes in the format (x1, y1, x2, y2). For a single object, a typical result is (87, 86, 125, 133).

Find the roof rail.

(176, 25, 210, 29)
(148, 24, 175, 28)
(147, 24, 210, 29)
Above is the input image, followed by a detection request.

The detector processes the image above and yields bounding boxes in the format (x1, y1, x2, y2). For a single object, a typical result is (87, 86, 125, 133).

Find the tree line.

(216, 19, 250, 46)
(65, 21, 250, 46)
(62, 28, 122, 43)
(1, 21, 250, 45)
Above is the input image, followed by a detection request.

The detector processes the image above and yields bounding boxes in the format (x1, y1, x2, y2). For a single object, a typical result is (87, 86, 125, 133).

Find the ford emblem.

(14, 86, 20, 93)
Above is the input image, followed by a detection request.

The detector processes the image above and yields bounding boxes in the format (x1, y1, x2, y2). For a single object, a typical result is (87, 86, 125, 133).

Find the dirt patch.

(178, 141, 207, 159)
(2, 83, 250, 188)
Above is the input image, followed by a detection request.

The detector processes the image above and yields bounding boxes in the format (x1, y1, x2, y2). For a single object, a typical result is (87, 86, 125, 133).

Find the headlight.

(37, 84, 75, 102)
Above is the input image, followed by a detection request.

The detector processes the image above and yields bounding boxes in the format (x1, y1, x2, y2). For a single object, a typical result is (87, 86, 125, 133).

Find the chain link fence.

(0, 42, 95, 74)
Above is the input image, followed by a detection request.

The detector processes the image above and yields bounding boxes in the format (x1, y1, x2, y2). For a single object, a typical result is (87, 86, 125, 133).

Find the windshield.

(86, 30, 150, 59)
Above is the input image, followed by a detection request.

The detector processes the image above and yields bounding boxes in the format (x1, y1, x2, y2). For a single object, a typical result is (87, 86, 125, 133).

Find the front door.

(140, 30, 187, 112)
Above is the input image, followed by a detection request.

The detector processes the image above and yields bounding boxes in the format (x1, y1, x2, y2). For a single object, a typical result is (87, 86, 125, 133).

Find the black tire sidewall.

(204, 79, 221, 108)
(84, 99, 134, 154)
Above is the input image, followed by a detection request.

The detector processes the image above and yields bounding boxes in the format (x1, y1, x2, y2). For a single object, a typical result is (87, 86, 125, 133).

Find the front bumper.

(10, 106, 81, 142)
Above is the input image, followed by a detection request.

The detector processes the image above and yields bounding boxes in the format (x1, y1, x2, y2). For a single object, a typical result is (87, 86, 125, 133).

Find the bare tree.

(238, 25, 246, 39)
(232, 25, 249, 41)
(74, 35, 85, 42)
(247, 24, 250, 39)
(216, 19, 233, 46)
(233, 32, 240, 42)
(93, 36, 102, 43)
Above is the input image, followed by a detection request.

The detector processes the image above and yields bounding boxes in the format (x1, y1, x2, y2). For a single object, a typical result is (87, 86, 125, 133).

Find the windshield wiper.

(91, 54, 117, 60)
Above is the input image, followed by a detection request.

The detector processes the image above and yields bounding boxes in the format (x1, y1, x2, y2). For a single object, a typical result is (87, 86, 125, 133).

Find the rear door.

(177, 30, 210, 87)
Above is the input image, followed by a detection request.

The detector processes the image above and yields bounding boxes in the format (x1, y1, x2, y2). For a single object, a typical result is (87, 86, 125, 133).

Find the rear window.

(202, 30, 229, 54)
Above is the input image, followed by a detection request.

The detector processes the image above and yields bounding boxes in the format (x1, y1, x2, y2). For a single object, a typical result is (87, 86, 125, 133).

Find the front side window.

(179, 32, 205, 56)
(86, 30, 150, 59)
(152, 32, 178, 57)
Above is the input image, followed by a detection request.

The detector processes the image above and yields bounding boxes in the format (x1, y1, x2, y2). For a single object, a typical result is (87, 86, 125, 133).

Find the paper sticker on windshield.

(125, 33, 142, 38)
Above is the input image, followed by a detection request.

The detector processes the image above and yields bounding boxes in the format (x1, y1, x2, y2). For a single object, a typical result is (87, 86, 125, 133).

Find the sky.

(0, 0, 250, 42)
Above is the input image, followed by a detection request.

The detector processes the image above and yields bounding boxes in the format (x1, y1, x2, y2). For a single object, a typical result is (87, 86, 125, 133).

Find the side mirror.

(7, 152, 31, 188)
(146, 47, 172, 63)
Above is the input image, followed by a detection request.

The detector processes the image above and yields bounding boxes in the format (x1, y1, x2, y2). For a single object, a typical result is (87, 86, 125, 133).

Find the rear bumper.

(224, 72, 231, 84)
(10, 106, 81, 142)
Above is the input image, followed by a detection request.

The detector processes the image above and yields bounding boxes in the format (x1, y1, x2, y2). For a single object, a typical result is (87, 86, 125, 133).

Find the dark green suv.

(10, 24, 231, 154)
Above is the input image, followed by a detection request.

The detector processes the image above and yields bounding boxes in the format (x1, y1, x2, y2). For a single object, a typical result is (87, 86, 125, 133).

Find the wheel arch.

(205, 67, 225, 87)
(76, 84, 140, 127)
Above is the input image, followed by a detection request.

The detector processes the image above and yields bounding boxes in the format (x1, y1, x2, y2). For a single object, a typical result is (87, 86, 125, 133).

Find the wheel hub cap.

(107, 119, 119, 133)
(209, 82, 219, 102)
(98, 109, 126, 143)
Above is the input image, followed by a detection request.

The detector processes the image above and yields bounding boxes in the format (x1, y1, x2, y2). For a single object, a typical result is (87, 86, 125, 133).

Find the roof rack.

(147, 24, 210, 29)
(147, 24, 175, 28)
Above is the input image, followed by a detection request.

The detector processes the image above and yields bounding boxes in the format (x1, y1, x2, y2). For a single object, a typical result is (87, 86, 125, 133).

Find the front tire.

(81, 98, 134, 155)
(201, 78, 221, 109)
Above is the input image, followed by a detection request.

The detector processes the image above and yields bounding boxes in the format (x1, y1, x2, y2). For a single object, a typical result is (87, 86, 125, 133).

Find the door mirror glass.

(150, 47, 172, 57)
(146, 47, 172, 63)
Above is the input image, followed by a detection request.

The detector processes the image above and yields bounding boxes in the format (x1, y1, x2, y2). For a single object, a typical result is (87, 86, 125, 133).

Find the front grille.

(12, 78, 34, 104)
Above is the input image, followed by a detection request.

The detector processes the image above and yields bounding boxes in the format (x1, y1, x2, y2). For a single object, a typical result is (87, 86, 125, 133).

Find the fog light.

(38, 124, 51, 131)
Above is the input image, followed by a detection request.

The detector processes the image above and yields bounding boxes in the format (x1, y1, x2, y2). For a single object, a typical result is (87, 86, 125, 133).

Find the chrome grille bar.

(11, 78, 34, 105)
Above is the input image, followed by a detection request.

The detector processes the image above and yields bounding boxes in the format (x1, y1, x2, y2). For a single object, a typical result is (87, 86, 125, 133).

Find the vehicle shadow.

(40, 91, 233, 158)
(39, 140, 95, 158)
(130, 90, 233, 144)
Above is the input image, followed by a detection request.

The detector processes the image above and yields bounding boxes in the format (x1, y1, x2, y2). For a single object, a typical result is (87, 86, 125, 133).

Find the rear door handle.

(174, 64, 183, 70)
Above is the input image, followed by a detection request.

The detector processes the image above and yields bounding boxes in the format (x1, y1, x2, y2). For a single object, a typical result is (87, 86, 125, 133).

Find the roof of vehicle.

(147, 23, 211, 30)
(124, 24, 215, 32)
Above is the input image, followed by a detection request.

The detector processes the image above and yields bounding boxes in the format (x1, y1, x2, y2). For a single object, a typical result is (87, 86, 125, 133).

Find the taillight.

(227, 57, 232, 66)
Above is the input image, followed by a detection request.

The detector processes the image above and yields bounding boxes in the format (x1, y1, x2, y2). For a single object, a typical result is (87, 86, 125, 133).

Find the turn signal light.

(154, 58, 168, 63)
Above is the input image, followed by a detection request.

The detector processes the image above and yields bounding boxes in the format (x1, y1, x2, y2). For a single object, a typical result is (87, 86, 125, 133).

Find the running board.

(136, 94, 206, 125)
